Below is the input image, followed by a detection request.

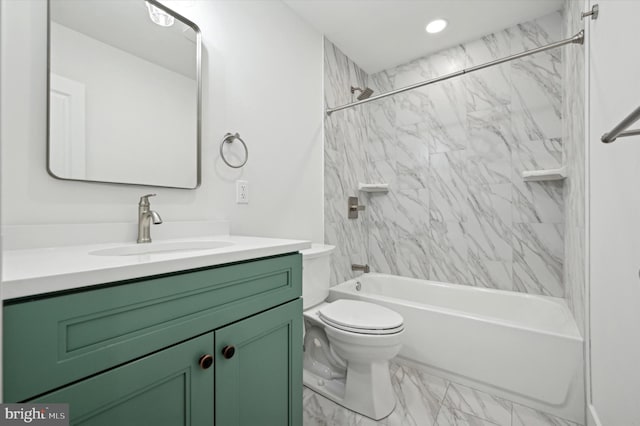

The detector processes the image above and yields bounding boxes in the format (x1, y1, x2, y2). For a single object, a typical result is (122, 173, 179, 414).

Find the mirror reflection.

(48, 0, 200, 189)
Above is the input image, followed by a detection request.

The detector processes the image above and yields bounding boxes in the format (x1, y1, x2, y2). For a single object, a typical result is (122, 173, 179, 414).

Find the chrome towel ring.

(220, 132, 248, 168)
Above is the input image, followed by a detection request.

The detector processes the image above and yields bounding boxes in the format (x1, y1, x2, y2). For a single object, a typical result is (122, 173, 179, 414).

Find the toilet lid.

(318, 300, 404, 335)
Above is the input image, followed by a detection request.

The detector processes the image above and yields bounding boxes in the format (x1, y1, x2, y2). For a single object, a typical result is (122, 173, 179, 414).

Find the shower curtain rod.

(326, 30, 584, 116)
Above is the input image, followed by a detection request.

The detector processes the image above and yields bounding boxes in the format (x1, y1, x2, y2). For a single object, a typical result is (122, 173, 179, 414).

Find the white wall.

(588, 1, 640, 424)
(1, 0, 323, 243)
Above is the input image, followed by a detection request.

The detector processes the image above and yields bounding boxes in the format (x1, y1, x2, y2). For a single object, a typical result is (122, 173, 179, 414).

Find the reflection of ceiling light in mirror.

(146, 2, 175, 27)
(425, 19, 447, 34)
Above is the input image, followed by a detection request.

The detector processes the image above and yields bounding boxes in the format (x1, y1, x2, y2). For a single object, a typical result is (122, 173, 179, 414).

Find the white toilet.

(301, 244, 404, 420)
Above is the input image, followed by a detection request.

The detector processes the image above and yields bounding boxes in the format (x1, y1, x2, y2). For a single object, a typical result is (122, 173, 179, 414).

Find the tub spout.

(352, 264, 370, 273)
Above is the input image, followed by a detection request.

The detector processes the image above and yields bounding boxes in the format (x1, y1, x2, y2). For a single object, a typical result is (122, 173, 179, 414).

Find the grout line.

(510, 401, 514, 426)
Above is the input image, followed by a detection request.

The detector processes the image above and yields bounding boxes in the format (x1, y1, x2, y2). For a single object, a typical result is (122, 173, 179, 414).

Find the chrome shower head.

(351, 86, 374, 101)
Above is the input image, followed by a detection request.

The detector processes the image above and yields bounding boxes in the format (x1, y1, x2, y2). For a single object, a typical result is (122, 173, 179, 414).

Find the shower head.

(350, 86, 374, 101)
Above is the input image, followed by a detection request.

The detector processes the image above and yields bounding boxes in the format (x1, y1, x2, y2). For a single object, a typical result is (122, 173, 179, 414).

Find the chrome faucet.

(137, 194, 163, 243)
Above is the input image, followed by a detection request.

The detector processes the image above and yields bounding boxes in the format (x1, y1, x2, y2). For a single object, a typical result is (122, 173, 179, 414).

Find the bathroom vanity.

(2, 232, 308, 425)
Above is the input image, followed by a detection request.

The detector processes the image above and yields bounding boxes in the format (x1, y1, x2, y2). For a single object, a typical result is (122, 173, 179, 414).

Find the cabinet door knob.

(222, 345, 236, 359)
(199, 354, 214, 369)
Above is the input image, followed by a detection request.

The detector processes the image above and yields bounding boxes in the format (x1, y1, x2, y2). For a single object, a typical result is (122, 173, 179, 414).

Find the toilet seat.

(319, 300, 404, 335)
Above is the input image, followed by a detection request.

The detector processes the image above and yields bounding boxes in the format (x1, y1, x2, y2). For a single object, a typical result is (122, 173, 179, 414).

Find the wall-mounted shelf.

(358, 183, 389, 193)
(522, 166, 567, 182)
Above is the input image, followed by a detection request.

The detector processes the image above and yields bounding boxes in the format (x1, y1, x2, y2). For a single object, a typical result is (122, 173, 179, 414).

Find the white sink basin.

(90, 240, 235, 256)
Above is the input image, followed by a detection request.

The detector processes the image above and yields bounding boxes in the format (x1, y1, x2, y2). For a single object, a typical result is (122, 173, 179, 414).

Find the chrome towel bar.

(601, 106, 640, 143)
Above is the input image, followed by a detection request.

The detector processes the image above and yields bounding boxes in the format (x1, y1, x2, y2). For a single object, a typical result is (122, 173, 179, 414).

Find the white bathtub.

(328, 273, 584, 423)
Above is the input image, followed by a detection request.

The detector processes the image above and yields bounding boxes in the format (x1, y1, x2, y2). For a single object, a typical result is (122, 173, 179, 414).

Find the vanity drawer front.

(4, 253, 301, 402)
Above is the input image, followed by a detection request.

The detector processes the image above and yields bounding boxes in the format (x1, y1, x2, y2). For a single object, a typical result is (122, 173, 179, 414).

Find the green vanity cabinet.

(4, 253, 303, 426)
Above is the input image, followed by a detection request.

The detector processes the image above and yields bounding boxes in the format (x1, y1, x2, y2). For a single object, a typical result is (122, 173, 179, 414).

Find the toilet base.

(303, 367, 396, 420)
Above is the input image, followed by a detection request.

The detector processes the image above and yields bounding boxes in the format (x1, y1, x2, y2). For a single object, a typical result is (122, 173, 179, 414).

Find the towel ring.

(220, 132, 248, 168)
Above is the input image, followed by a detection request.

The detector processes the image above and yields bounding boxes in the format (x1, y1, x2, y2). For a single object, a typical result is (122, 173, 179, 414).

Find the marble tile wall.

(562, 0, 586, 336)
(324, 12, 569, 296)
(324, 41, 371, 285)
(364, 11, 566, 296)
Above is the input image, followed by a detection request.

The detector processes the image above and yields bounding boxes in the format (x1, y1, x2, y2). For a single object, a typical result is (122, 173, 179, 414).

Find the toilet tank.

(301, 244, 335, 309)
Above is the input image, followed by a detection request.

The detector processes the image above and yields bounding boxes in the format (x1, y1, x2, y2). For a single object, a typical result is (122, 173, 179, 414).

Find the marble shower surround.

(324, 11, 567, 297)
(324, 40, 371, 285)
(561, 0, 586, 336)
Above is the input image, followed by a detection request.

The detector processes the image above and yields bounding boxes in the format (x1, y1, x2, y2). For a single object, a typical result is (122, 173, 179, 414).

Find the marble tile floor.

(303, 361, 581, 426)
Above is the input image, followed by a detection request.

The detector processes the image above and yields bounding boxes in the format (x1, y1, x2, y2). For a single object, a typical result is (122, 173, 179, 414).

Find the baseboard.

(587, 404, 603, 426)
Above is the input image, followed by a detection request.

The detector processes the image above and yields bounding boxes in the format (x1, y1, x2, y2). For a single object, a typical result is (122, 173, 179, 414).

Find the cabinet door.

(31, 333, 214, 426)
(215, 299, 302, 426)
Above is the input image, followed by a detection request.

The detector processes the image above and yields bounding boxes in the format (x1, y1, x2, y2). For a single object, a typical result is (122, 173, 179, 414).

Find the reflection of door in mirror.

(47, 0, 201, 189)
(50, 73, 86, 180)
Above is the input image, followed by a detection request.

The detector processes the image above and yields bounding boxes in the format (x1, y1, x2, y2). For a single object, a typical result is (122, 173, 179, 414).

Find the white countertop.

(2, 235, 311, 300)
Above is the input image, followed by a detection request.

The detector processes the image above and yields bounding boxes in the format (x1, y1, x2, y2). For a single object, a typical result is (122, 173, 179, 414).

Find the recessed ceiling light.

(426, 19, 447, 34)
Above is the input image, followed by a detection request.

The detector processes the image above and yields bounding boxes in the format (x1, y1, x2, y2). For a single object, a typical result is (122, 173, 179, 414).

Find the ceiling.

(284, 0, 564, 74)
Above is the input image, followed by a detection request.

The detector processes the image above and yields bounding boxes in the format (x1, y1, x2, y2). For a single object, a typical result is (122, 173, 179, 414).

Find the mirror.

(47, 0, 201, 189)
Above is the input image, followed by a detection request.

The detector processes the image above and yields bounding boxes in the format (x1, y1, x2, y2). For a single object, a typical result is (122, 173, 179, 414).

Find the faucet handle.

(139, 193, 157, 206)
